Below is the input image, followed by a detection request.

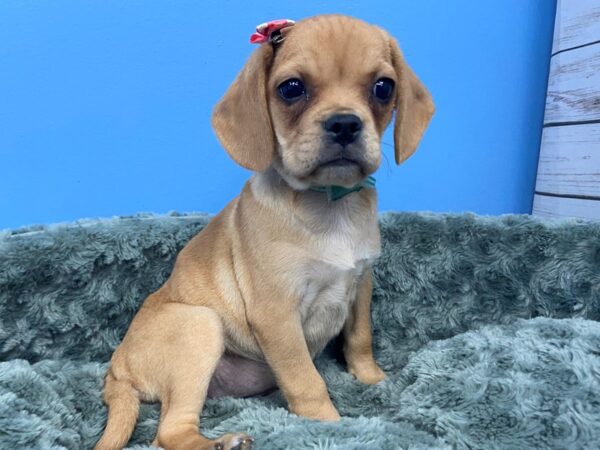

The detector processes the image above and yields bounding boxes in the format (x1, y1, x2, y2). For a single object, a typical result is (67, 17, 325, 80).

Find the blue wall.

(0, 1, 556, 229)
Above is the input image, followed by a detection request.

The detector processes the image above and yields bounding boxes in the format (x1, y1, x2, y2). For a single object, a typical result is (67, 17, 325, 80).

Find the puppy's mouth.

(318, 156, 361, 169)
(308, 153, 366, 188)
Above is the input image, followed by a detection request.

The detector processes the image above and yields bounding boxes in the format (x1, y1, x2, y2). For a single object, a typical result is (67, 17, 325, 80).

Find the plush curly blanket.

(1, 212, 600, 449)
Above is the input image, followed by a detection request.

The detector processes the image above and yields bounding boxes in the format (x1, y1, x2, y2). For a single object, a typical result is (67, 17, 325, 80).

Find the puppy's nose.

(323, 113, 363, 146)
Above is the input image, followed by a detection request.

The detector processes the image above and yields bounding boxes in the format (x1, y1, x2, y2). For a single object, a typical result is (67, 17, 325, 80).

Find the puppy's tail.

(94, 372, 140, 450)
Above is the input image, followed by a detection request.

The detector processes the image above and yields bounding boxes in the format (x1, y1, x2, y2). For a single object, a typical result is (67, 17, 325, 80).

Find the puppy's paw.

(349, 361, 386, 385)
(291, 399, 341, 422)
(212, 433, 254, 450)
(314, 405, 341, 422)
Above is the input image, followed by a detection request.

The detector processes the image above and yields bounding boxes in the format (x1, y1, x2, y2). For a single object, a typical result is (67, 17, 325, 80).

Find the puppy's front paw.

(314, 404, 341, 422)
(291, 398, 340, 422)
(349, 361, 386, 385)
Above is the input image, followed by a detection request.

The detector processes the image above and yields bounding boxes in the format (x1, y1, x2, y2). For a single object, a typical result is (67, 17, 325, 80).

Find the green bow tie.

(309, 176, 376, 201)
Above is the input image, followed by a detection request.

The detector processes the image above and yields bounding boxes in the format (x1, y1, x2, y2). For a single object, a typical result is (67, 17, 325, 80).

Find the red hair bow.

(250, 19, 295, 44)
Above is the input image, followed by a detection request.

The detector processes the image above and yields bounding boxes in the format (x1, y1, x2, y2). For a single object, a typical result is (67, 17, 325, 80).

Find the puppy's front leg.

(343, 269, 386, 384)
(249, 305, 340, 421)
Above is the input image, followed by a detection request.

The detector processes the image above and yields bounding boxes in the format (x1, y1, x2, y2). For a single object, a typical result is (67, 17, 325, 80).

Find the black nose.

(323, 113, 363, 146)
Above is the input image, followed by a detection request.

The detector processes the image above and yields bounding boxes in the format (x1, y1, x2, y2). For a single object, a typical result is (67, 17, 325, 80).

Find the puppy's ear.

(212, 45, 275, 172)
(389, 38, 435, 165)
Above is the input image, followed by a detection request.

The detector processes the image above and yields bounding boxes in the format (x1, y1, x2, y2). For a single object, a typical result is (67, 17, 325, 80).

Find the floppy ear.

(389, 38, 435, 165)
(212, 45, 276, 172)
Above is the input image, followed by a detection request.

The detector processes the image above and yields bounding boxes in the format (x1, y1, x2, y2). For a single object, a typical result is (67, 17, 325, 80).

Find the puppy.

(94, 14, 434, 450)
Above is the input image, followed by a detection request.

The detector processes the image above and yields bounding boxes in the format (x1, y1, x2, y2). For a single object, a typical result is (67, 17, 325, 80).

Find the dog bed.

(1, 212, 599, 449)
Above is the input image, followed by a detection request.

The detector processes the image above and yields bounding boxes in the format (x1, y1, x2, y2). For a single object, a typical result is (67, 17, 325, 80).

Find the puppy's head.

(212, 15, 434, 189)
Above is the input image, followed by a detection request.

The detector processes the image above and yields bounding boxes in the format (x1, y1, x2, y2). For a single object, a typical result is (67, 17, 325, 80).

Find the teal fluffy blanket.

(1, 212, 600, 449)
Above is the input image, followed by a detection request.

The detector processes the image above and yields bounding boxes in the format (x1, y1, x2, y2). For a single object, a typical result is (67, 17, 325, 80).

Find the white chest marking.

(296, 219, 379, 357)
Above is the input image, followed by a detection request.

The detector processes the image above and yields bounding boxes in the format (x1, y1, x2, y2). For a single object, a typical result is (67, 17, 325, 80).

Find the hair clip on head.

(250, 19, 295, 45)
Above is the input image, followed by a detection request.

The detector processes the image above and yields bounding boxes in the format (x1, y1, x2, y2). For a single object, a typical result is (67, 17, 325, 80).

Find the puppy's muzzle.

(323, 113, 363, 147)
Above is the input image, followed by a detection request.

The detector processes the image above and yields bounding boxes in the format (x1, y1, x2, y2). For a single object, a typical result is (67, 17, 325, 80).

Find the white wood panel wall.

(533, 0, 600, 220)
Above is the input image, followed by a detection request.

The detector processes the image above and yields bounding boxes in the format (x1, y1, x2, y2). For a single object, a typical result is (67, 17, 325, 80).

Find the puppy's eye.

(278, 79, 306, 102)
(373, 78, 395, 102)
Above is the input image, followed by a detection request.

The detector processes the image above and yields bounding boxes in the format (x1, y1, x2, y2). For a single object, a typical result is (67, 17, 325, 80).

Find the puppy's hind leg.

(149, 303, 253, 450)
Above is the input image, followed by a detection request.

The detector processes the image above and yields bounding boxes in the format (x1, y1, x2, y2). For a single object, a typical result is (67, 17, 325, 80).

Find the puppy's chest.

(295, 227, 380, 357)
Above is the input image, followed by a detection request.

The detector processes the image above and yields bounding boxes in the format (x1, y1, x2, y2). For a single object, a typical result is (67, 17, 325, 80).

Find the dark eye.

(373, 78, 395, 102)
(278, 78, 306, 102)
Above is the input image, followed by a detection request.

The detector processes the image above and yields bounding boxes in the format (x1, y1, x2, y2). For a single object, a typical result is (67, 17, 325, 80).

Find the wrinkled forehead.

(271, 16, 394, 84)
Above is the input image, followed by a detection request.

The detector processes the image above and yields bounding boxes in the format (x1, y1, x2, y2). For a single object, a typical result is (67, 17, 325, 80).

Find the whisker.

(381, 142, 393, 174)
